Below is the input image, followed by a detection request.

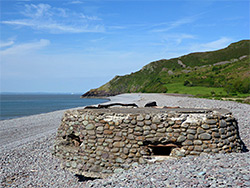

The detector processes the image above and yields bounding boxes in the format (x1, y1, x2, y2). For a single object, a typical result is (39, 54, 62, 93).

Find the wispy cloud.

(189, 37, 233, 52)
(0, 40, 15, 48)
(69, 1, 84, 4)
(90, 37, 106, 43)
(0, 39, 50, 56)
(164, 33, 195, 45)
(1, 3, 105, 33)
(80, 13, 102, 21)
(151, 17, 196, 33)
(150, 33, 195, 47)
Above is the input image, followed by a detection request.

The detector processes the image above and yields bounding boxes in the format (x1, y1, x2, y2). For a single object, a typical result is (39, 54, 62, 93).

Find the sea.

(0, 93, 109, 120)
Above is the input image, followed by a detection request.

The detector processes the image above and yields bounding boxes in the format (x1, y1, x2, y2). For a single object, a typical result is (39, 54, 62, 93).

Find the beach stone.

(101, 153, 109, 159)
(135, 136, 145, 141)
(199, 133, 212, 140)
(106, 139, 113, 143)
(187, 134, 195, 140)
(86, 124, 94, 130)
(173, 128, 181, 133)
(157, 128, 166, 133)
(145, 134, 154, 138)
(126, 144, 132, 148)
(177, 136, 186, 142)
(190, 151, 200, 155)
(123, 119, 130, 124)
(182, 140, 193, 146)
(135, 127, 143, 132)
(123, 148, 129, 154)
(219, 120, 227, 128)
(71, 161, 77, 168)
(145, 115, 151, 120)
(128, 128, 134, 134)
(181, 123, 189, 128)
(134, 131, 142, 136)
(87, 130, 95, 135)
(114, 136, 122, 141)
(114, 168, 124, 173)
(137, 115, 144, 121)
(130, 148, 137, 153)
(219, 128, 225, 134)
(137, 122, 144, 127)
(152, 117, 161, 124)
(194, 146, 203, 152)
(212, 132, 220, 138)
(131, 120, 137, 125)
(143, 126, 151, 130)
(96, 150, 102, 155)
(128, 134, 134, 140)
(128, 124, 135, 128)
(168, 121, 175, 125)
(96, 126, 104, 132)
(187, 129, 196, 135)
(151, 124, 157, 130)
(166, 127, 173, 132)
(83, 121, 89, 126)
(113, 142, 125, 148)
(158, 124, 164, 128)
(201, 124, 209, 130)
(145, 120, 152, 125)
(194, 140, 202, 145)
(115, 157, 124, 163)
(171, 148, 186, 157)
(138, 157, 146, 164)
(206, 119, 217, 125)
(197, 127, 205, 134)
(132, 144, 139, 148)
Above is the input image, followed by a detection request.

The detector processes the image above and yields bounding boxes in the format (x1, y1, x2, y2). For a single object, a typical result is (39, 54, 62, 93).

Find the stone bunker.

(53, 107, 244, 178)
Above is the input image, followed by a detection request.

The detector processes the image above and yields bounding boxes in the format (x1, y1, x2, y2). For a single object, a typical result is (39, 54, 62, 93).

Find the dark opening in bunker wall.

(147, 143, 180, 156)
(63, 133, 82, 147)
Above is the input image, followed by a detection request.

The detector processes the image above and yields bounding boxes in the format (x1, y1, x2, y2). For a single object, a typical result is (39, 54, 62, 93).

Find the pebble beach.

(1, 94, 250, 188)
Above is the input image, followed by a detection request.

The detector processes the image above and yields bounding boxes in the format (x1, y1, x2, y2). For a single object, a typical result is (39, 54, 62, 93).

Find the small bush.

(184, 80, 193, 86)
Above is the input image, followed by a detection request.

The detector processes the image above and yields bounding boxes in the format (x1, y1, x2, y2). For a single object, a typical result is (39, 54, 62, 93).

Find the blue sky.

(0, 0, 249, 93)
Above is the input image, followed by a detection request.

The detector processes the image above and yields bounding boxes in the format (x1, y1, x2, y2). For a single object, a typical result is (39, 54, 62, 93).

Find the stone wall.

(53, 108, 244, 178)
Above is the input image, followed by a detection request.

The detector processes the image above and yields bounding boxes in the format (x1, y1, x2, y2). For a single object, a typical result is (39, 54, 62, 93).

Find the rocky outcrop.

(81, 89, 120, 98)
(53, 107, 244, 178)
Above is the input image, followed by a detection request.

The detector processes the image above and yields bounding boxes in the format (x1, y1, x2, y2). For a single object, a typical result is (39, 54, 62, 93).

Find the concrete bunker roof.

(77, 107, 230, 115)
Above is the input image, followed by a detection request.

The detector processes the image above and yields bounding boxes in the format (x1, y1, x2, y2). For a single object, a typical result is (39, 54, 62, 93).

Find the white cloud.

(149, 33, 195, 50)
(189, 37, 233, 52)
(0, 40, 15, 48)
(1, 3, 104, 33)
(163, 33, 195, 45)
(0, 39, 50, 56)
(69, 1, 84, 4)
(80, 13, 102, 21)
(151, 17, 196, 33)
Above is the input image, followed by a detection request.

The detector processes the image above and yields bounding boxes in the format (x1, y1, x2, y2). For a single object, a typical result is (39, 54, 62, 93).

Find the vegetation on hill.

(82, 40, 250, 101)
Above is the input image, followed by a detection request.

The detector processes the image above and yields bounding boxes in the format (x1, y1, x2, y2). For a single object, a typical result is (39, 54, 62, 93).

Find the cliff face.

(82, 40, 250, 97)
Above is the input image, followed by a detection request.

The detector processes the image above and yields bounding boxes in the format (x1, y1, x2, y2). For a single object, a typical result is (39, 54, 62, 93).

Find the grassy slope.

(83, 40, 250, 98)
(164, 56, 250, 96)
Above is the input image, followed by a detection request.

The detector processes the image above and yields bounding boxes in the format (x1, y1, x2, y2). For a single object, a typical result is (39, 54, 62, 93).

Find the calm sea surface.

(0, 94, 109, 120)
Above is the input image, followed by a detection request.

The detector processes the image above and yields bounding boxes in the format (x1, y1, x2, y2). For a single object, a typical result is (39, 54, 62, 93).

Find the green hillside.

(82, 40, 250, 99)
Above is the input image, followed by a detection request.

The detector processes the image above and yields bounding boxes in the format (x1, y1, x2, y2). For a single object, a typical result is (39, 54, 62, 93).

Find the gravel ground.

(1, 94, 249, 188)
